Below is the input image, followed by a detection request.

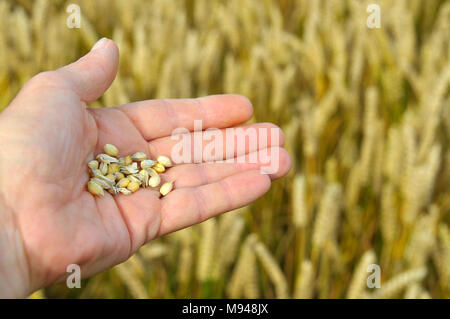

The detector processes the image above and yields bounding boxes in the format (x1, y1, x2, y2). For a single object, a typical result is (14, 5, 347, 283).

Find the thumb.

(57, 38, 119, 103)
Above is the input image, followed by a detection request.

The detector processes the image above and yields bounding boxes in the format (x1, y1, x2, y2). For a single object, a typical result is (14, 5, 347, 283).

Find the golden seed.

(139, 169, 149, 177)
(153, 162, 165, 173)
(128, 175, 142, 185)
(159, 181, 173, 196)
(99, 162, 108, 175)
(141, 159, 157, 170)
(120, 164, 139, 175)
(88, 180, 104, 197)
(132, 172, 144, 181)
(93, 174, 115, 186)
(148, 174, 161, 188)
(91, 177, 112, 190)
(157, 155, 172, 168)
(127, 181, 140, 192)
(114, 172, 125, 181)
(105, 173, 115, 181)
(108, 163, 119, 174)
(124, 155, 133, 165)
(108, 187, 119, 195)
(104, 144, 119, 157)
(131, 152, 147, 161)
(117, 177, 130, 188)
(146, 167, 159, 177)
(97, 153, 119, 164)
(139, 169, 150, 187)
(117, 187, 132, 195)
(88, 149, 172, 197)
(88, 160, 99, 169)
(90, 168, 102, 177)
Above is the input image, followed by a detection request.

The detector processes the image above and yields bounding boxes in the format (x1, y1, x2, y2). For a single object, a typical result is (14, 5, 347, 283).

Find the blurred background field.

(1, 0, 449, 298)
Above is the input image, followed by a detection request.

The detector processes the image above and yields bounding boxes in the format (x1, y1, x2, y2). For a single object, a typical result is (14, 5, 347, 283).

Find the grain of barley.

(87, 180, 104, 198)
(157, 155, 172, 168)
(153, 162, 165, 173)
(127, 181, 140, 193)
(88, 160, 99, 170)
(159, 181, 173, 196)
(104, 144, 119, 157)
(99, 162, 108, 175)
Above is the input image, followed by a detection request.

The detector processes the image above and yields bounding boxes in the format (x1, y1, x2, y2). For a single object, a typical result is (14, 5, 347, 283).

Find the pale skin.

(0, 38, 291, 298)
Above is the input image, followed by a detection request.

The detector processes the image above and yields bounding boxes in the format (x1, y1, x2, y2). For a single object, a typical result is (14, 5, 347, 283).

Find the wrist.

(0, 193, 32, 298)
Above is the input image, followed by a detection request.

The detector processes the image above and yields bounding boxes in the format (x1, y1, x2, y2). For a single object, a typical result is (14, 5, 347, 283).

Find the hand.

(0, 38, 291, 298)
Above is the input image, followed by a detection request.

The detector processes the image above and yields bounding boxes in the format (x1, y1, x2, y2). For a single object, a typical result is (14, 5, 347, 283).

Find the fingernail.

(91, 37, 109, 51)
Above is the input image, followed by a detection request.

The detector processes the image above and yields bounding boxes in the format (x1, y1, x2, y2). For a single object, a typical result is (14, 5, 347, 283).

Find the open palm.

(0, 39, 290, 297)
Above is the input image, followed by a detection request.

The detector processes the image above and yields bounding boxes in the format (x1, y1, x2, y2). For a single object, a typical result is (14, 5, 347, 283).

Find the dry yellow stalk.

(292, 174, 307, 228)
(312, 183, 342, 253)
(346, 250, 376, 299)
(374, 268, 427, 298)
(254, 242, 289, 299)
(196, 218, 217, 282)
(211, 216, 245, 279)
(227, 234, 259, 298)
(114, 263, 148, 299)
(293, 260, 314, 299)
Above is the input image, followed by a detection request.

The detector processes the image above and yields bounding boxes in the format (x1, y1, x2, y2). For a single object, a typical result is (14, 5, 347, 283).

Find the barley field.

(1, 0, 449, 299)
